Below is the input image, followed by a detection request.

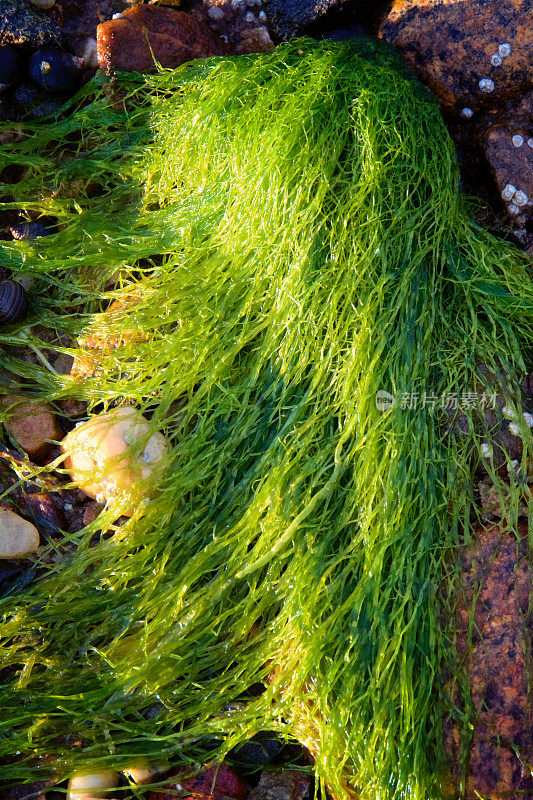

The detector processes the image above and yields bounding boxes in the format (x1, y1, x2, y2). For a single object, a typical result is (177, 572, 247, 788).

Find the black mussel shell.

(29, 48, 83, 94)
(10, 221, 52, 240)
(0, 46, 18, 86)
(0, 280, 27, 323)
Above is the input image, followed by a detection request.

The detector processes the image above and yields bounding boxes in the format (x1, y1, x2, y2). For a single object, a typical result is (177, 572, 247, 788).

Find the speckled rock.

(248, 770, 312, 800)
(149, 764, 249, 800)
(260, 0, 341, 38)
(482, 91, 532, 230)
(96, 5, 227, 74)
(0, 508, 40, 558)
(0, 0, 61, 47)
(444, 522, 533, 798)
(1, 396, 63, 462)
(379, 0, 532, 111)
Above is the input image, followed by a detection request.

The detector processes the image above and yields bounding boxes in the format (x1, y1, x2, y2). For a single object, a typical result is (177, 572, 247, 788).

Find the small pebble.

(528, 138, 533, 148)
(507, 203, 520, 215)
(512, 134, 524, 147)
(501, 183, 516, 201)
(258, 9, 266, 20)
(112, 12, 123, 18)
(513, 190, 528, 207)
(509, 422, 520, 436)
(523, 411, 533, 427)
(460, 107, 473, 119)
(498, 43, 511, 57)
(480, 442, 492, 457)
(0, 508, 40, 558)
(208, 6, 224, 19)
(490, 54, 502, 66)
(245, 11, 255, 21)
(67, 771, 120, 800)
(479, 78, 495, 93)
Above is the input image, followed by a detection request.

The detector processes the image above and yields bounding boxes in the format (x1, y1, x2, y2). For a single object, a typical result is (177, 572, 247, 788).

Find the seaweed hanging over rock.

(0, 39, 531, 800)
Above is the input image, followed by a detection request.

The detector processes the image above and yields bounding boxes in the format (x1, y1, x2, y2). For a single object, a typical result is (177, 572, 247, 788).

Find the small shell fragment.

(479, 78, 495, 92)
(498, 43, 511, 57)
(501, 183, 516, 201)
(490, 54, 502, 66)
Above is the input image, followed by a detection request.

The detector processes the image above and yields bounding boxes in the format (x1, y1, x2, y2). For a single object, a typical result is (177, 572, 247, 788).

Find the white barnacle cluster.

(502, 405, 533, 437)
(478, 78, 495, 93)
(501, 182, 529, 216)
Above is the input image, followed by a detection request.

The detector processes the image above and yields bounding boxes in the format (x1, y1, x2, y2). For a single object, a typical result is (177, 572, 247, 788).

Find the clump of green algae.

(0, 38, 532, 799)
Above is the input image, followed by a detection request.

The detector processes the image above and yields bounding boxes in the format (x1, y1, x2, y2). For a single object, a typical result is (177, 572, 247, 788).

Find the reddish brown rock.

(482, 92, 532, 230)
(1, 396, 63, 462)
(379, 0, 532, 111)
(444, 522, 533, 798)
(96, 5, 227, 74)
(149, 764, 249, 800)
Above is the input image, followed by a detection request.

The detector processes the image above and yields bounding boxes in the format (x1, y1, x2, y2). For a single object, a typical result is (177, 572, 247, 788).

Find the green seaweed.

(0, 38, 531, 799)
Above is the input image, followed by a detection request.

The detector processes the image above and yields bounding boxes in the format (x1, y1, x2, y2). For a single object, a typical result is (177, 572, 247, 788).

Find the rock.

(248, 770, 312, 800)
(67, 771, 120, 800)
(123, 760, 168, 785)
(82, 500, 104, 527)
(2, 396, 63, 462)
(229, 734, 284, 767)
(0, 0, 61, 47)
(149, 764, 249, 800)
(482, 92, 532, 230)
(61, 407, 171, 513)
(96, 6, 227, 74)
(378, 0, 532, 111)
(444, 522, 533, 798)
(236, 26, 275, 53)
(0, 507, 40, 557)
(260, 0, 341, 39)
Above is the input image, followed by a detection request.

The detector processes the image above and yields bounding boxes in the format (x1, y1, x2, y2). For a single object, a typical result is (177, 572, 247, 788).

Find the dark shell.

(29, 48, 83, 94)
(0, 280, 27, 323)
(10, 221, 52, 240)
(0, 46, 18, 85)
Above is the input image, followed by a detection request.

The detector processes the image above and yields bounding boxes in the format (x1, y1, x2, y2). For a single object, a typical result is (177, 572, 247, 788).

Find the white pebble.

(523, 411, 533, 427)
(480, 442, 492, 457)
(460, 107, 473, 119)
(498, 43, 511, 57)
(502, 405, 515, 419)
(490, 54, 502, 66)
(64, 503, 73, 511)
(501, 183, 516, 201)
(513, 190, 528, 206)
(512, 134, 524, 147)
(507, 203, 520, 215)
(479, 78, 495, 93)
(208, 5, 224, 19)
(508, 422, 520, 436)
(112, 12, 123, 18)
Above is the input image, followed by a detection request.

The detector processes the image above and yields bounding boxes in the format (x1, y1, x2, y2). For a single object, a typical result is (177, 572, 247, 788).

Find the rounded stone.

(501, 183, 516, 201)
(512, 134, 524, 147)
(513, 190, 528, 206)
(67, 771, 120, 800)
(0, 508, 40, 558)
(61, 407, 171, 514)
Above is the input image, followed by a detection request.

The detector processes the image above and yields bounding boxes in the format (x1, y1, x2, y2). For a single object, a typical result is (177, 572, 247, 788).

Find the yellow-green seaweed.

(0, 38, 532, 799)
